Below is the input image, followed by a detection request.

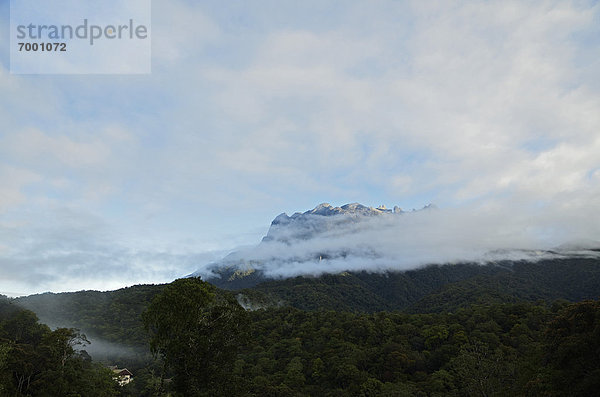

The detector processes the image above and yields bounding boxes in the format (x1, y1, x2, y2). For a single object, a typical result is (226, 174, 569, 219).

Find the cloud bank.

(197, 201, 600, 280)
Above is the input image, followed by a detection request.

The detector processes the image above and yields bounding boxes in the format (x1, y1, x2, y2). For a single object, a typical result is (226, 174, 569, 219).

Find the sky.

(1, 0, 599, 296)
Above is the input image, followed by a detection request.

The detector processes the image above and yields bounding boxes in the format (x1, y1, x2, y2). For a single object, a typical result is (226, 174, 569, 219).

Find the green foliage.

(235, 258, 600, 313)
(9, 258, 600, 396)
(227, 303, 554, 395)
(142, 278, 249, 396)
(543, 300, 600, 396)
(15, 284, 165, 346)
(0, 296, 119, 396)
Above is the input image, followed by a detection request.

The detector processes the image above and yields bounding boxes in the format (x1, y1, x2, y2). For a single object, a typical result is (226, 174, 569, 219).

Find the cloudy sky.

(1, 0, 599, 296)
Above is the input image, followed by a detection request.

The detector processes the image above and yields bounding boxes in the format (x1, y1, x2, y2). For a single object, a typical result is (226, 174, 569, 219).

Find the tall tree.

(142, 278, 249, 396)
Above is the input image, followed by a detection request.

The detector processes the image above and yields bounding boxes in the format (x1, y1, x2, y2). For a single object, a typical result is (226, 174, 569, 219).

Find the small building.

(109, 366, 133, 386)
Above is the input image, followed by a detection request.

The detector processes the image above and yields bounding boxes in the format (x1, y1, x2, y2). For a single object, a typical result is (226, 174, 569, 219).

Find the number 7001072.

(18, 42, 66, 51)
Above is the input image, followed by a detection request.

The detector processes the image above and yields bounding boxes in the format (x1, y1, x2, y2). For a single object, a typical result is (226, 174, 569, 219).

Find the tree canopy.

(142, 278, 249, 396)
(0, 295, 118, 396)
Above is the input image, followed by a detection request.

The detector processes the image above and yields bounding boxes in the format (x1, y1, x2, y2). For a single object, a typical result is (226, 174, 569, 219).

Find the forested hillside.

(233, 300, 600, 396)
(16, 284, 166, 347)
(7, 257, 600, 396)
(18, 258, 600, 324)
(0, 296, 120, 396)
(235, 258, 600, 312)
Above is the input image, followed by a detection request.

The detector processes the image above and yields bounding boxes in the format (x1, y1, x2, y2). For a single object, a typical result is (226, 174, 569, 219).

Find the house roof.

(112, 368, 133, 377)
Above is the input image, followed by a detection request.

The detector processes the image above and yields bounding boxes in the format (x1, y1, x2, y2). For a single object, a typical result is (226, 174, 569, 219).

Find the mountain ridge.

(194, 202, 598, 290)
(195, 202, 436, 287)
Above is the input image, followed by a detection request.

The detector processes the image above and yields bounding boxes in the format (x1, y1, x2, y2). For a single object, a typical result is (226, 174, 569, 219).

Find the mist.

(79, 335, 149, 363)
(198, 199, 600, 280)
(49, 322, 148, 364)
(14, 298, 149, 364)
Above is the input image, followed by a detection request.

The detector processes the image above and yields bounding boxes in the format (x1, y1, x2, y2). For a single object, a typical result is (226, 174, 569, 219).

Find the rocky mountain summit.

(263, 202, 408, 243)
(194, 202, 431, 289)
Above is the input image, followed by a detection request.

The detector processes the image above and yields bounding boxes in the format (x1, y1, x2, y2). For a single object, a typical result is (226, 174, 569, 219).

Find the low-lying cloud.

(0, 207, 227, 296)
(197, 199, 600, 280)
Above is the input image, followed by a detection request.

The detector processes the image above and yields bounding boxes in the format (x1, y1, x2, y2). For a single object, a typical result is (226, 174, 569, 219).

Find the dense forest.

(4, 258, 600, 396)
(0, 296, 120, 396)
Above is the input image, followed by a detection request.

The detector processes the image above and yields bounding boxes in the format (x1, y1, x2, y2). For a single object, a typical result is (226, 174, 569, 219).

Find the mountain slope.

(237, 257, 600, 312)
(12, 256, 600, 371)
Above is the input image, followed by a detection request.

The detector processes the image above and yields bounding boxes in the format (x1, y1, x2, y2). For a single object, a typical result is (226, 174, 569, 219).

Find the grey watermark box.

(10, 0, 151, 74)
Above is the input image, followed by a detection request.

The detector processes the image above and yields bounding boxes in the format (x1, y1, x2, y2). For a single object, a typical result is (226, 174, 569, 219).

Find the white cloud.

(152, 0, 221, 67)
(193, 1, 599, 205)
(3, 128, 111, 167)
(0, 166, 41, 212)
(0, 207, 226, 296)
(198, 202, 600, 281)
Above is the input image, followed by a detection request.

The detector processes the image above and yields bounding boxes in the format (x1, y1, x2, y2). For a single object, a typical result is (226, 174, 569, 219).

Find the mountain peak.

(308, 203, 341, 216)
(193, 201, 444, 287)
(261, 202, 406, 243)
